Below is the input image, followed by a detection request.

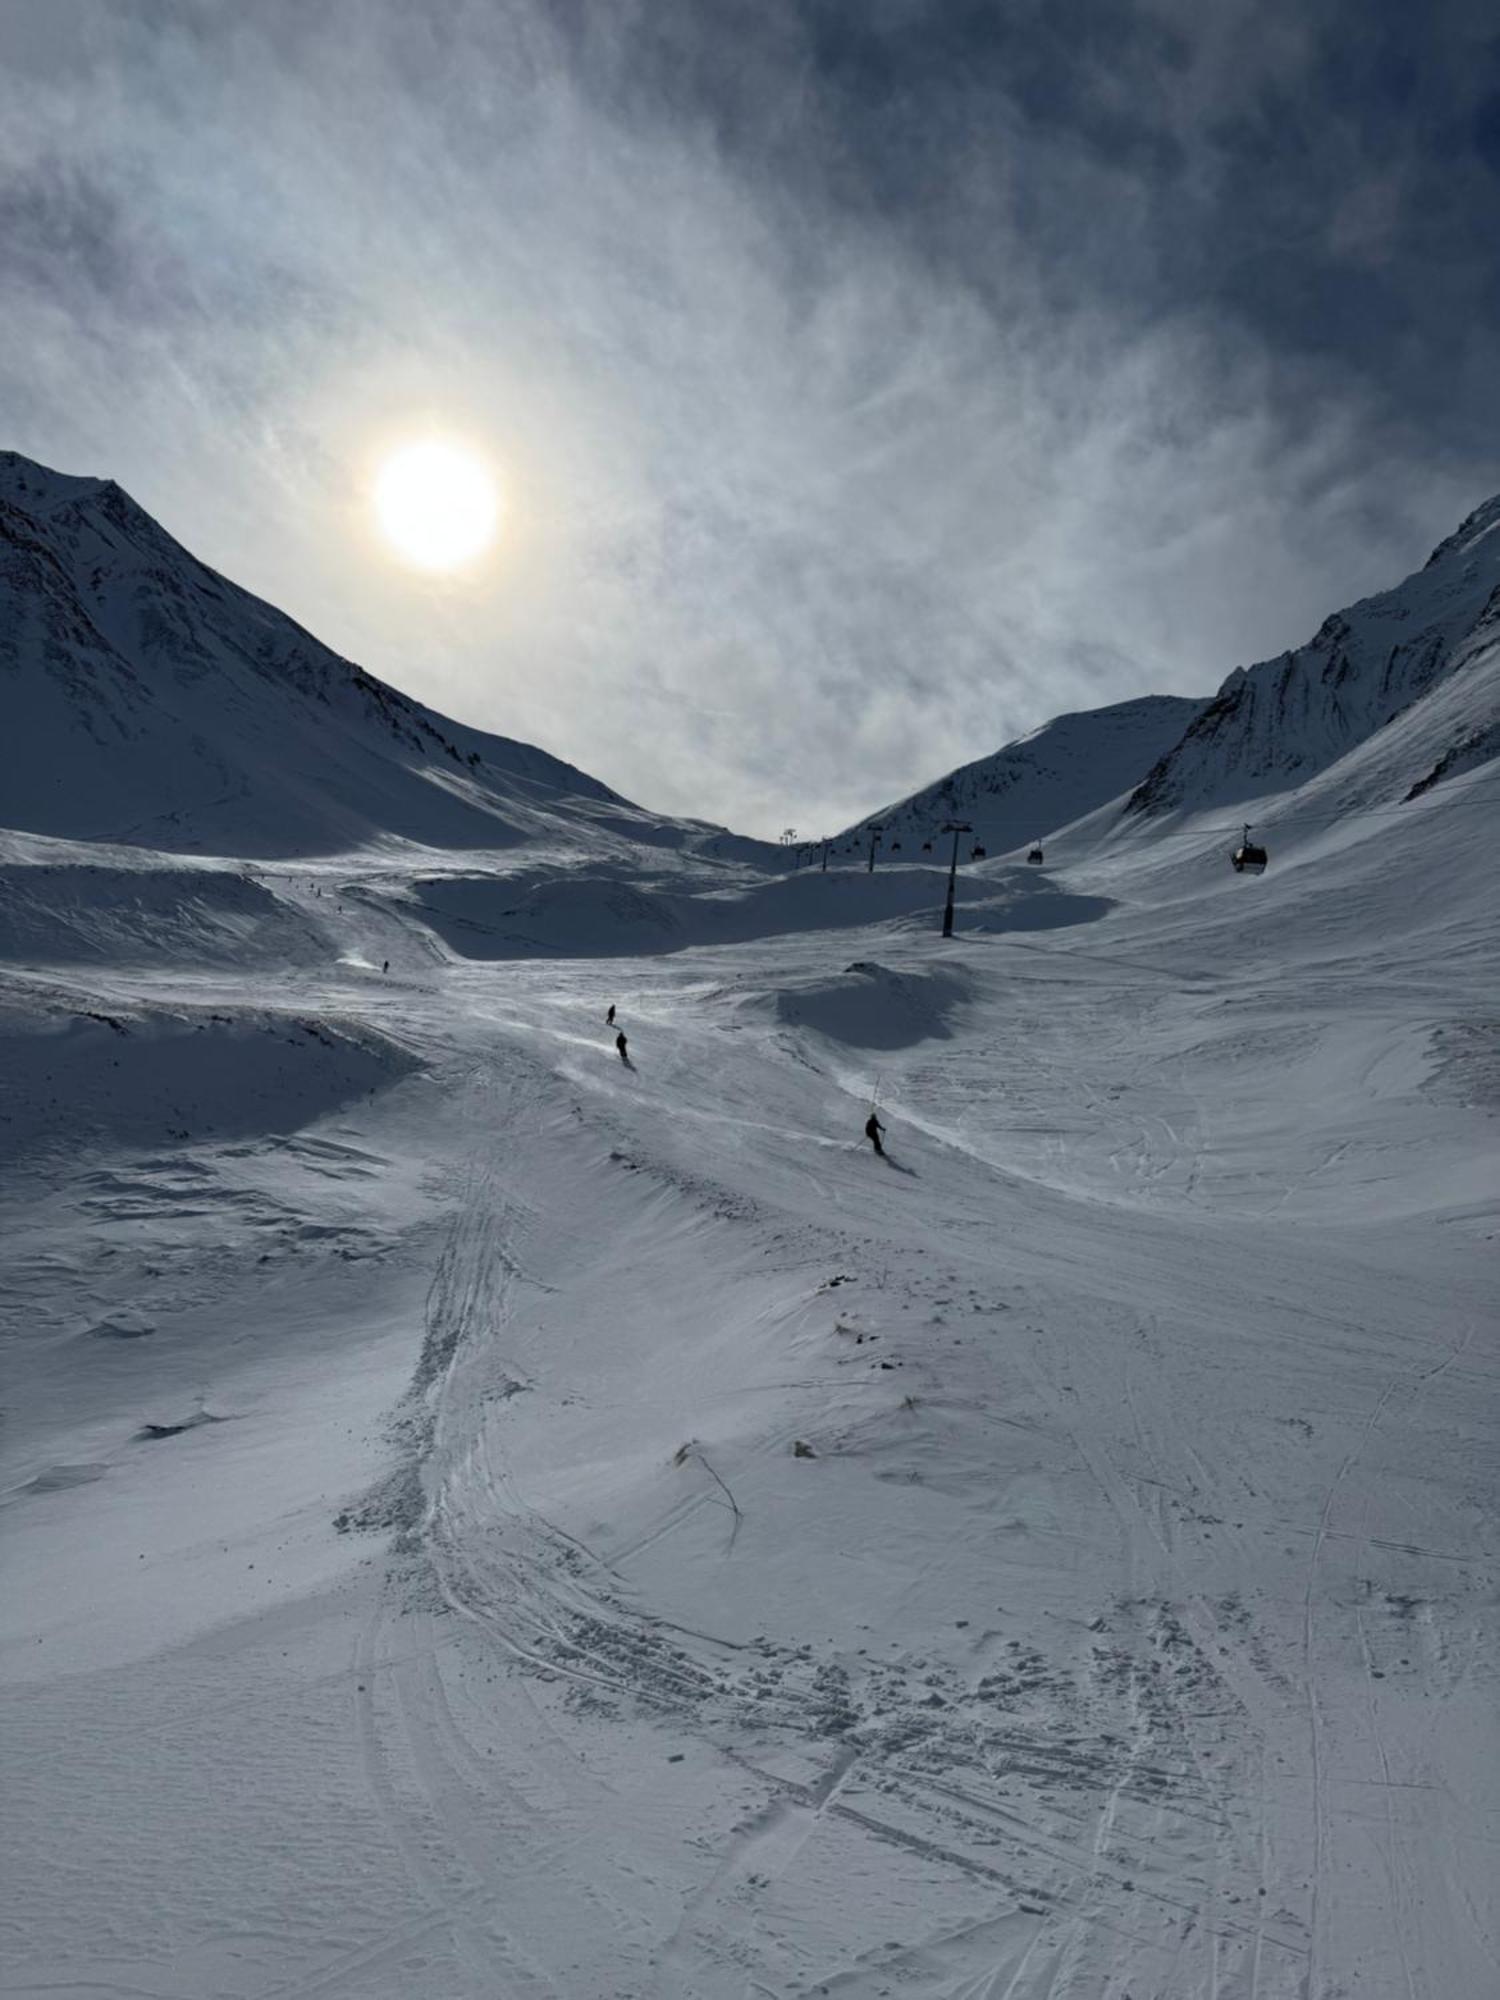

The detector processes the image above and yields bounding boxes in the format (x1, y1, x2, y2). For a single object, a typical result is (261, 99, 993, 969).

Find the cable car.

(890, 839, 902, 851)
(921, 840, 933, 853)
(1027, 842, 1044, 864)
(1231, 824, 1268, 875)
(970, 842, 987, 860)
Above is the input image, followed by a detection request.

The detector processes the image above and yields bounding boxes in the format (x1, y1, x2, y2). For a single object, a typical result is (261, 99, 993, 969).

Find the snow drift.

(0, 861, 328, 968)
(0, 999, 415, 1160)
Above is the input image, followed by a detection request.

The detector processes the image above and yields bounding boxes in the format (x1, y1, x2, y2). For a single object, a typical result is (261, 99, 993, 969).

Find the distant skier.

(616, 1030, 630, 1064)
(865, 1111, 886, 1157)
(382, 960, 389, 974)
(606, 1004, 616, 1026)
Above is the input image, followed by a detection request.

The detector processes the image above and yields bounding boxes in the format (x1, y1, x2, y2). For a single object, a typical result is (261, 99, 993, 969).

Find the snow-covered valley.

(3, 459, 1498, 1999)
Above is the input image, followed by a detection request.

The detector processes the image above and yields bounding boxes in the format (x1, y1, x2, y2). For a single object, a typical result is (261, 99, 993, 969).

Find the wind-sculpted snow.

(0, 861, 329, 968)
(3, 787, 1496, 1996)
(0, 998, 416, 1160)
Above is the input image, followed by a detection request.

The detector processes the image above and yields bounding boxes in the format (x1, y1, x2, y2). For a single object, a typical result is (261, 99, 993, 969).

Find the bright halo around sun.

(373, 439, 500, 571)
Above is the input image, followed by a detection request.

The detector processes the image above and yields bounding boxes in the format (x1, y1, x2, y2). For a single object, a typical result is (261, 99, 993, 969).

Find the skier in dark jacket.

(616, 1030, 630, 1064)
(865, 1111, 885, 1156)
(606, 1004, 616, 1026)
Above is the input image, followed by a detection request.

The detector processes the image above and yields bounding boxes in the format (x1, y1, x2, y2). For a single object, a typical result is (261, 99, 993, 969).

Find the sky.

(3, 0, 1499, 837)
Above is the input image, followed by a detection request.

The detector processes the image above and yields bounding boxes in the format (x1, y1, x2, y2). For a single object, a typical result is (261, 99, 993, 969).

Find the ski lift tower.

(940, 821, 973, 938)
(866, 822, 884, 873)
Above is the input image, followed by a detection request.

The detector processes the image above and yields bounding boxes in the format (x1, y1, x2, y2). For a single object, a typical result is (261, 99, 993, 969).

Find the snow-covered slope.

(0, 452, 761, 863)
(1126, 494, 1500, 816)
(3, 470, 1498, 2000)
(837, 694, 1205, 858)
(5, 759, 1495, 1998)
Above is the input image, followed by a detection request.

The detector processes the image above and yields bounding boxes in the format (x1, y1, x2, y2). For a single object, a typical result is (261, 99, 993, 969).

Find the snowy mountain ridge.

(1125, 491, 1500, 817)
(836, 693, 1206, 857)
(8, 448, 1497, 878)
(0, 451, 757, 862)
(838, 489, 1500, 865)
(3, 457, 1498, 1999)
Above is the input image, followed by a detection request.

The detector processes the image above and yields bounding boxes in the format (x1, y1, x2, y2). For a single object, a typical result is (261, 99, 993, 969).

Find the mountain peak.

(834, 692, 1208, 857)
(1424, 490, 1500, 571)
(0, 450, 746, 860)
(1126, 492, 1500, 817)
(0, 450, 117, 517)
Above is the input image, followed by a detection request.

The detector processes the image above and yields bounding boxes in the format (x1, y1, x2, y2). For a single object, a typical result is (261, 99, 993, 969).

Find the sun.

(373, 439, 500, 571)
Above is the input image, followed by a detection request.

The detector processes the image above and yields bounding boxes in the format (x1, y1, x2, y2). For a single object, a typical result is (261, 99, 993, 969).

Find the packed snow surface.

(3, 777, 1496, 2000)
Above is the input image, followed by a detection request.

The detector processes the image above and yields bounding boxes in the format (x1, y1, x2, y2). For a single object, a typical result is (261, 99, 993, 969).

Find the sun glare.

(373, 439, 499, 571)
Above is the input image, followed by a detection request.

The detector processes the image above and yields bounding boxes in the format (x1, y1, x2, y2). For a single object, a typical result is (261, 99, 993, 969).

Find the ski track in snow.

(3, 801, 1498, 2000)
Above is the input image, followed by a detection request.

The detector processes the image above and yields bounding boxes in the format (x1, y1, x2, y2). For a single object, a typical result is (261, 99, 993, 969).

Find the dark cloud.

(551, 0, 1500, 454)
(0, 163, 136, 309)
(1476, 89, 1500, 176)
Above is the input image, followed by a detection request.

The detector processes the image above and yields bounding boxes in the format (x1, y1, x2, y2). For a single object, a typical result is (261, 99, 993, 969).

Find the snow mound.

(403, 863, 962, 958)
(403, 861, 1117, 960)
(955, 875, 1114, 934)
(0, 1001, 416, 1161)
(0, 863, 328, 967)
(768, 960, 976, 1049)
(408, 871, 686, 958)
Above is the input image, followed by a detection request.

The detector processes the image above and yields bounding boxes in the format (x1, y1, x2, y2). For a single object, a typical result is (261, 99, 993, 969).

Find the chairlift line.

(1188, 786, 1496, 839)
(794, 771, 1492, 878)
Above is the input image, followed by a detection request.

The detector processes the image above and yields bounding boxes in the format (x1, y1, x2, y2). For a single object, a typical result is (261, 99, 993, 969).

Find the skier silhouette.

(865, 1111, 886, 1156)
(616, 1030, 630, 1065)
(606, 1004, 616, 1026)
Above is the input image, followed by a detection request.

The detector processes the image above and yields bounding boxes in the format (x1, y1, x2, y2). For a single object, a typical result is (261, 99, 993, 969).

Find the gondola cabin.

(970, 842, 987, 860)
(1231, 824, 1268, 875)
(1027, 842, 1044, 864)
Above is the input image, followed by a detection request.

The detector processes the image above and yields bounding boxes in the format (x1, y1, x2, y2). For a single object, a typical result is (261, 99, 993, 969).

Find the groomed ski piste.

(3, 461, 1498, 1999)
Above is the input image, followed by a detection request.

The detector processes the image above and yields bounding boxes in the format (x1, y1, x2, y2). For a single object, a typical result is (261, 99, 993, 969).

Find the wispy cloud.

(3, 0, 1496, 834)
